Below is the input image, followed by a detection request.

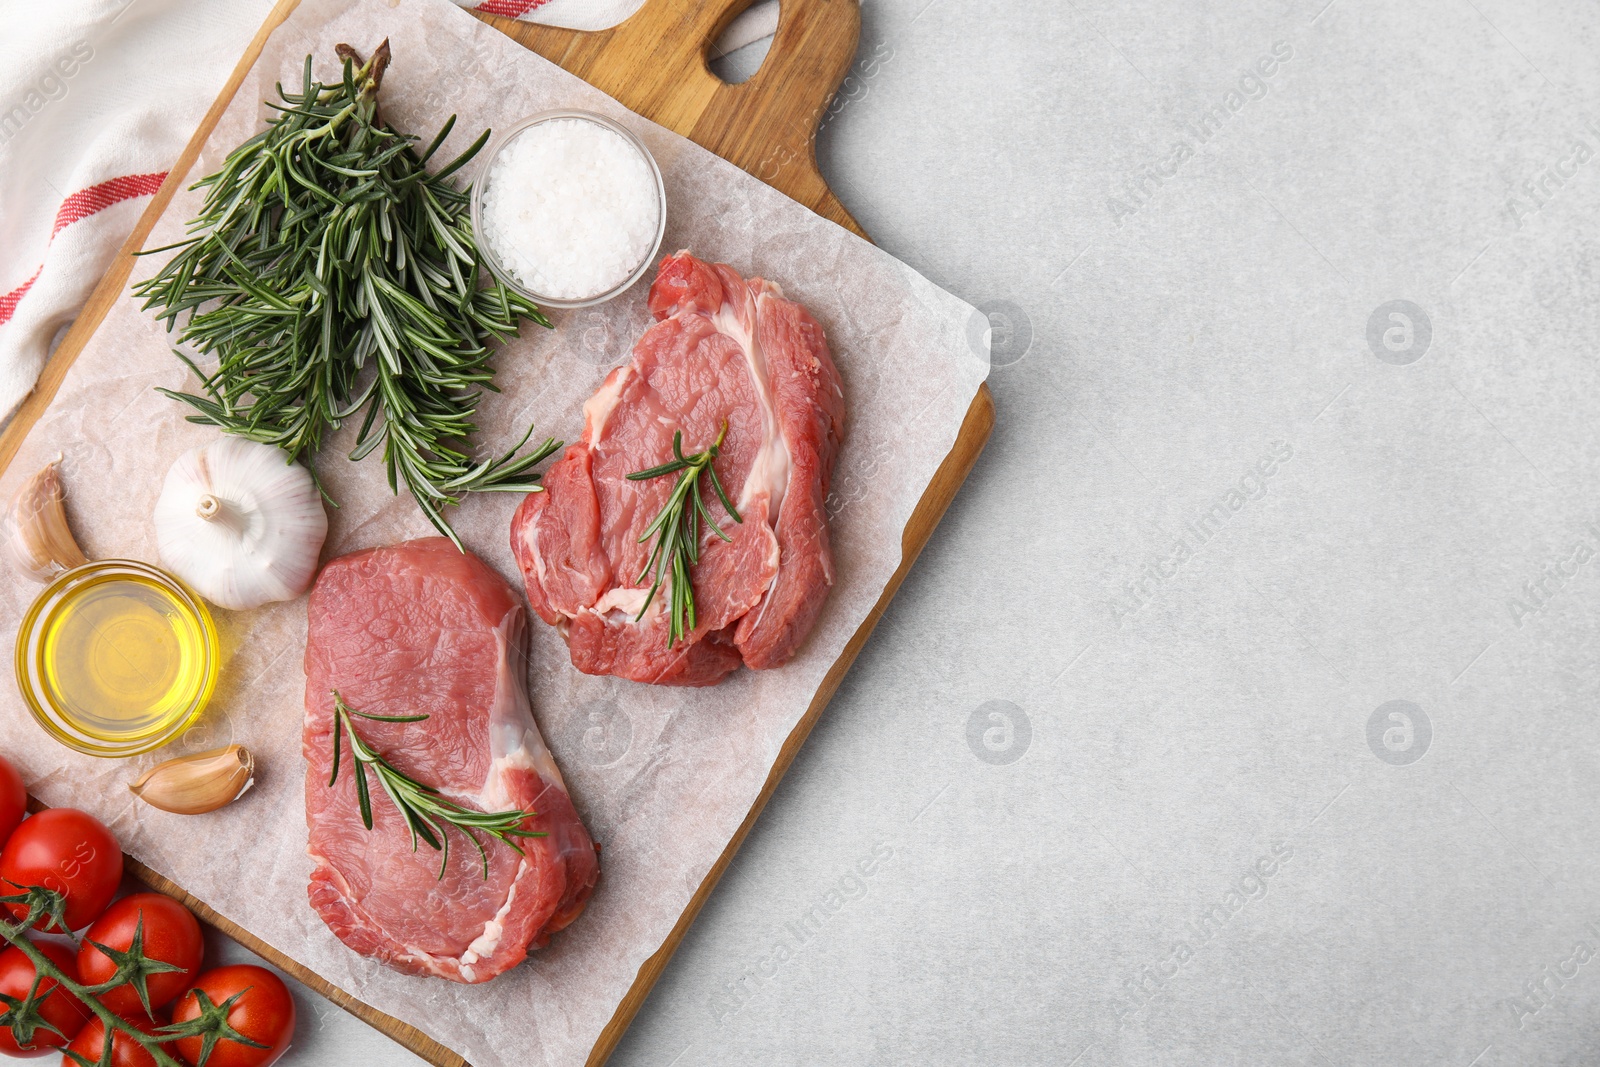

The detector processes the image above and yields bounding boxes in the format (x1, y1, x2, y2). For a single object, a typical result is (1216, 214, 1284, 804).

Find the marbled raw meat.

(303, 537, 598, 983)
(511, 252, 846, 686)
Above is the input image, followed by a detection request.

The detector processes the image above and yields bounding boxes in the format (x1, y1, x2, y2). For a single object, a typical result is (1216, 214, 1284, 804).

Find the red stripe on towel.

(0, 268, 42, 327)
(52, 172, 168, 235)
(473, 0, 553, 18)
(0, 171, 168, 326)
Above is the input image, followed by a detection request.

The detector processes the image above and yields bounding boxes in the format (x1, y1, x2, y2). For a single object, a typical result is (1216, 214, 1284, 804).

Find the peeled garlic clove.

(3, 456, 89, 583)
(129, 744, 255, 815)
(154, 438, 327, 610)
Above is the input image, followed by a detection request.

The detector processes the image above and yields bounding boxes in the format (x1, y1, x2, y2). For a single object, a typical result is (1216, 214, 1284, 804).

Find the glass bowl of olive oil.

(14, 559, 219, 758)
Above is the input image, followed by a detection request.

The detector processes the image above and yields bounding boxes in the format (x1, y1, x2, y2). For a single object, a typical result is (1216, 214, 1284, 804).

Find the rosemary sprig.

(626, 423, 742, 647)
(327, 692, 544, 879)
(132, 41, 559, 549)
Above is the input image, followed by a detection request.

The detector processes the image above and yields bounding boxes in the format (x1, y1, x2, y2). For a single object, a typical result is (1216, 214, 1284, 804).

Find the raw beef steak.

(512, 251, 846, 686)
(303, 537, 598, 983)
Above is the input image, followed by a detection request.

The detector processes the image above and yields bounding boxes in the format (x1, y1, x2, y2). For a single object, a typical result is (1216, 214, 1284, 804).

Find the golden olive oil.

(16, 560, 218, 756)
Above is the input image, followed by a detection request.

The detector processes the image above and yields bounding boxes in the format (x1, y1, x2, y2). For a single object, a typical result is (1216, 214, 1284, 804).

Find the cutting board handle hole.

(708, 0, 777, 85)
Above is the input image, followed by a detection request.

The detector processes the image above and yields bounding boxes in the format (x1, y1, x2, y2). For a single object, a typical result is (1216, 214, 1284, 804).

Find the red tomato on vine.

(0, 809, 122, 931)
(79, 893, 204, 1016)
(0, 939, 90, 1054)
(168, 966, 294, 1067)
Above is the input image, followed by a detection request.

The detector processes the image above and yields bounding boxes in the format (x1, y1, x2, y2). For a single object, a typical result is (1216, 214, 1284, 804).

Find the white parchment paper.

(0, 1, 987, 1064)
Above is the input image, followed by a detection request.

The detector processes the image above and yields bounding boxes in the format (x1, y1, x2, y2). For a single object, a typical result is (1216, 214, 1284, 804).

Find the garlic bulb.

(154, 438, 327, 610)
(3, 456, 88, 582)
(130, 744, 255, 814)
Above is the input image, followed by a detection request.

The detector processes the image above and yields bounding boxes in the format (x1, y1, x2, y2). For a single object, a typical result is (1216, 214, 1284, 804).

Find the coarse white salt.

(480, 117, 662, 302)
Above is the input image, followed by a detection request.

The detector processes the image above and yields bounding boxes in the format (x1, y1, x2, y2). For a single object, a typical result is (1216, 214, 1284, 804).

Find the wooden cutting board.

(0, 0, 994, 1064)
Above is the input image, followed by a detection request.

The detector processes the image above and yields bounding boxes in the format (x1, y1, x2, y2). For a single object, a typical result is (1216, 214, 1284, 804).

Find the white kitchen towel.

(478, 0, 779, 42)
(0, 0, 779, 425)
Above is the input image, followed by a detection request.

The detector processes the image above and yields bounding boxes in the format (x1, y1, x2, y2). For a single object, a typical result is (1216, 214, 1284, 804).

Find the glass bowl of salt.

(471, 109, 667, 309)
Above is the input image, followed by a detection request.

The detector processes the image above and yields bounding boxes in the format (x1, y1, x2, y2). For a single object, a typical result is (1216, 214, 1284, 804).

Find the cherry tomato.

(78, 894, 203, 1016)
(169, 966, 294, 1067)
(0, 756, 28, 848)
(0, 809, 122, 931)
(0, 939, 90, 1054)
(62, 1010, 166, 1067)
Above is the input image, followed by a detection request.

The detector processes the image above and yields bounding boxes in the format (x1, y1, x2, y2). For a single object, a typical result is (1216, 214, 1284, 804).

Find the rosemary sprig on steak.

(327, 692, 544, 879)
(133, 41, 558, 550)
(627, 422, 743, 647)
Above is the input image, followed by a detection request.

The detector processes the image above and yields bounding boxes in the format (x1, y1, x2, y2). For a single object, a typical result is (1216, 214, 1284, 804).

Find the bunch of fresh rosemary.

(134, 41, 557, 548)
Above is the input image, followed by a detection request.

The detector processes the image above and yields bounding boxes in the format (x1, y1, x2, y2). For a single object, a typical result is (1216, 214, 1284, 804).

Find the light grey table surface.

(14, 0, 1600, 1063)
